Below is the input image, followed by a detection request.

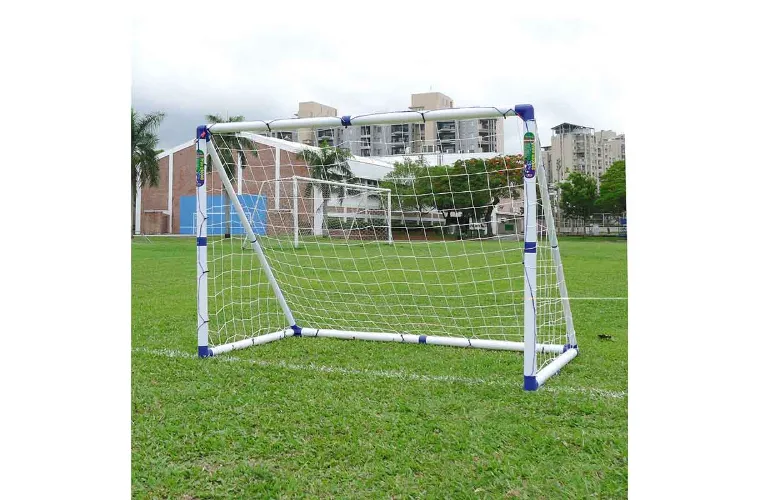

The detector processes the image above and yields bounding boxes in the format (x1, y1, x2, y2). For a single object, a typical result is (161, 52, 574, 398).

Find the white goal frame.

(194, 104, 578, 391)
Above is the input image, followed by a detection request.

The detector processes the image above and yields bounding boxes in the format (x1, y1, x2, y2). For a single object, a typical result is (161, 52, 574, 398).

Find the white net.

(203, 117, 572, 373)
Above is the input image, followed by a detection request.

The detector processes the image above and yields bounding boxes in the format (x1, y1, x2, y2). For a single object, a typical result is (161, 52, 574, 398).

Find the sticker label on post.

(196, 149, 205, 187)
(523, 132, 536, 179)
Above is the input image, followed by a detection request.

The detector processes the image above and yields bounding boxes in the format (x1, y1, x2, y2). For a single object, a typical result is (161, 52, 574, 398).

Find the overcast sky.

(132, 3, 624, 152)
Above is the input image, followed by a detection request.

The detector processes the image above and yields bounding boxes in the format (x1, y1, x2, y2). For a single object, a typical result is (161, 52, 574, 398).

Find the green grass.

(132, 236, 627, 498)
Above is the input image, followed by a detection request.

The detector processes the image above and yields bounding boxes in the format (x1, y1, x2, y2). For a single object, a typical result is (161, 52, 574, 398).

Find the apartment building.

(271, 94, 505, 157)
(409, 92, 504, 155)
(546, 122, 625, 185)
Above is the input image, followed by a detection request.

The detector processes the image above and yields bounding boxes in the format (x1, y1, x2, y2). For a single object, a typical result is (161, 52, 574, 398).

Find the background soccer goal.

(194, 104, 578, 391)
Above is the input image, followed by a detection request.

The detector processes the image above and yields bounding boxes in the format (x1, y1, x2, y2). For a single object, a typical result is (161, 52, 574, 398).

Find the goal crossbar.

(195, 103, 579, 391)
(207, 106, 520, 134)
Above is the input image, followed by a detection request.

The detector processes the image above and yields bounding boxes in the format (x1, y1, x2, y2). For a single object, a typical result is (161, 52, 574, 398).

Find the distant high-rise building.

(546, 123, 625, 185)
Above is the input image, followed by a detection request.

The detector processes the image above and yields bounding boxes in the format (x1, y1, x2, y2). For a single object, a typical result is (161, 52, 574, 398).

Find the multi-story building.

(296, 101, 338, 146)
(275, 94, 505, 157)
(546, 123, 625, 185)
(409, 92, 503, 154)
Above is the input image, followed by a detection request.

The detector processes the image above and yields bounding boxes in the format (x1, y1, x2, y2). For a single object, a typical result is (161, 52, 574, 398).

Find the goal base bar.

(298, 328, 567, 353)
(207, 327, 568, 356)
(524, 348, 578, 391)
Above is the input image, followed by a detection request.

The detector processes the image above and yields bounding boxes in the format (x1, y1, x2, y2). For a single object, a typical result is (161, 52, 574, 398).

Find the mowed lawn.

(132, 236, 628, 498)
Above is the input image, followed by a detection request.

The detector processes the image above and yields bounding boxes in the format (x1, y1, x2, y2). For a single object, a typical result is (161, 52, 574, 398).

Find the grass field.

(132, 236, 628, 498)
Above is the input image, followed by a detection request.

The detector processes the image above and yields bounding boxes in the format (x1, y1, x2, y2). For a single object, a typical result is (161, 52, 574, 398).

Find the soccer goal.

(194, 104, 578, 391)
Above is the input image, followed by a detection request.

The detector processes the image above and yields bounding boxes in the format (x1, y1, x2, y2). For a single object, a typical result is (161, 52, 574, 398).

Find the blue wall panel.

(179, 195, 267, 235)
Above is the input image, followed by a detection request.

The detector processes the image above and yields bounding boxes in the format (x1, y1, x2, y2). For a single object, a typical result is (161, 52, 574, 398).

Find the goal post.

(195, 104, 578, 391)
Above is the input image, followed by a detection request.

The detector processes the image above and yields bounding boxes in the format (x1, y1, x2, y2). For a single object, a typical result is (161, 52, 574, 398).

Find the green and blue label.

(523, 132, 535, 179)
(196, 149, 205, 187)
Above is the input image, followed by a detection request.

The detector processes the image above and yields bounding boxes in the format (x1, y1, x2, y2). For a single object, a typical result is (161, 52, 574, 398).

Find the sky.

(132, 2, 625, 152)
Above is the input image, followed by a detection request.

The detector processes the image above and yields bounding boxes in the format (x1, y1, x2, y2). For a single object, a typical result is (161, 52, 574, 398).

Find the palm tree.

(131, 109, 165, 235)
(297, 140, 354, 236)
(205, 114, 258, 238)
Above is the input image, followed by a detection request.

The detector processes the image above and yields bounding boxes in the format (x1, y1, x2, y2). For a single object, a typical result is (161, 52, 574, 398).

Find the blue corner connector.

(524, 376, 539, 391)
(198, 346, 212, 358)
(563, 344, 579, 353)
(418, 335, 427, 344)
(196, 125, 210, 141)
(340, 115, 352, 127)
(514, 104, 534, 122)
(291, 325, 302, 336)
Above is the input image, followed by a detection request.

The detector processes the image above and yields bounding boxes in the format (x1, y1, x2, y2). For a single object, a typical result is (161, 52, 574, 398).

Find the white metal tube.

(275, 148, 280, 210)
(209, 329, 294, 356)
(134, 178, 141, 235)
(292, 175, 390, 193)
(298, 328, 565, 353)
(236, 152, 242, 196)
(293, 177, 299, 248)
(196, 136, 209, 357)
(387, 190, 393, 245)
(208, 142, 297, 327)
(168, 153, 174, 234)
(523, 120, 539, 379)
(208, 107, 518, 134)
(535, 348, 578, 387)
(536, 146, 577, 346)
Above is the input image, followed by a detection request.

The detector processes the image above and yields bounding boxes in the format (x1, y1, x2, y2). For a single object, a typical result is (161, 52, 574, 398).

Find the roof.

(240, 133, 394, 180)
(551, 122, 593, 132)
(157, 139, 195, 159)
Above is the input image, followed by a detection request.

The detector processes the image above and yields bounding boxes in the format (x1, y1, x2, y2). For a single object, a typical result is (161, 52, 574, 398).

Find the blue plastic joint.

(196, 125, 210, 141)
(524, 241, 537, 253)
(291, 324, 302, 336)
(418, 335, 427, 344)
(514, 104, 535, 122)
(524, 375, 539, 391)
(198, 346, 213, 358)
(196, 237, 207, 247)
(340, 115, 352, 127)
(563, 344, 579, 353)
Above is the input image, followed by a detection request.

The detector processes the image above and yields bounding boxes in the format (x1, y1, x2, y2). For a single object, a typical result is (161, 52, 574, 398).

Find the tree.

(481, 155, 523, 237)
(415, 156, 523, 238)
(131, 108, 164, 235)
(205, 114, 258, 238)
(297, 140, 354, 236)
(596, 160, 626, 216)
(380, 157, 431, 225)
(557, 172, 599, 233)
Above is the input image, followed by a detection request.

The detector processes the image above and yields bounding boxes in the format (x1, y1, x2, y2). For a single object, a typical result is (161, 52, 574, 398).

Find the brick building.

(135, 134, 392, 235)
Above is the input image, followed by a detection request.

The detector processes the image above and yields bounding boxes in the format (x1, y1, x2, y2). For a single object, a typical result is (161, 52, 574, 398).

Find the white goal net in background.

(195, 105, 577, 391)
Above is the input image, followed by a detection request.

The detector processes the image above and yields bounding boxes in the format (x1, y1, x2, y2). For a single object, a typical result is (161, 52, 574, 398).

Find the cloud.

(132, 3, 625, 150)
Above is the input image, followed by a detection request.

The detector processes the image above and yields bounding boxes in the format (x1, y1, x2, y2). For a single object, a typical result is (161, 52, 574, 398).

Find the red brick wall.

(139, 140, 311, 235)
(138, 154, 170, 233)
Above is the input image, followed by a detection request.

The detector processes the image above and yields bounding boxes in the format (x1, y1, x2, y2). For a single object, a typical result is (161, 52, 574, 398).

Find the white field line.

(133, 347, 627, 400)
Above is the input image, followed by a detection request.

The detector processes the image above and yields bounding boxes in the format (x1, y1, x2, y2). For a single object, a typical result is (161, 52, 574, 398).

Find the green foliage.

(558, 172, 599, 222)
(596, 160, 626, 216)
(379, 157, 431, 220)
(131, 108, 164, 233)
(132, 237, 628, 498)
(205, 114, 258, 181)
(381, 155, 523, 236)
(297, 140, 355, 200)
(131, 108, 164, 190)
